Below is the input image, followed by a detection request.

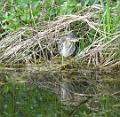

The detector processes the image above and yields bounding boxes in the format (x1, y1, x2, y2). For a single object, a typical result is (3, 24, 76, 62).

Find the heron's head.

(65, 32, 78, 42)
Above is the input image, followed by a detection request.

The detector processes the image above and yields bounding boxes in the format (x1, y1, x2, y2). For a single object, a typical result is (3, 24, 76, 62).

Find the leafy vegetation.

(0, 0, 95, 32)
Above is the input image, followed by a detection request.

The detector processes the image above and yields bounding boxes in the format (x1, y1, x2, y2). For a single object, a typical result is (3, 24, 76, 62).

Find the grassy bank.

(0, 0, 120, 69)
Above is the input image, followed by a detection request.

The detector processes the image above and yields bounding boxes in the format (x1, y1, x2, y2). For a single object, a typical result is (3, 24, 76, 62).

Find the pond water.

(0, 68, 120, 117)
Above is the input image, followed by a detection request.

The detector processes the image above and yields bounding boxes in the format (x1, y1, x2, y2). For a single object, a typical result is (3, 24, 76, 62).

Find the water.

(0, 68, 120, 117)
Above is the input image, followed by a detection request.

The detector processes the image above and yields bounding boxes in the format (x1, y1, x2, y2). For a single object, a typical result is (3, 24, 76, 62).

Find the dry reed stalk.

(0, 4, 102, 64)
(75, 33, 120, 67)
(2, 4, 120, 68)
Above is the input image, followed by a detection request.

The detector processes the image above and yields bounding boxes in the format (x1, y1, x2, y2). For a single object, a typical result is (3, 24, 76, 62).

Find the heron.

(58, 32, 79, 57)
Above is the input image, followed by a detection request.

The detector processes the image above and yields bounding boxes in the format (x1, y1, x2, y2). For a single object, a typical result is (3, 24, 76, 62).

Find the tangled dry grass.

(75, 32, 120, 67)
(0, 4, 120, 68)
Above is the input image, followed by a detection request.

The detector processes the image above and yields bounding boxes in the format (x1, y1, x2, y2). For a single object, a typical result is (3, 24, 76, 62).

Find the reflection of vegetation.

(70, 95, 120, 117)
(0, 82, 120, 117)
(0, 70, 120, 117)
(0, 83, 67, 117)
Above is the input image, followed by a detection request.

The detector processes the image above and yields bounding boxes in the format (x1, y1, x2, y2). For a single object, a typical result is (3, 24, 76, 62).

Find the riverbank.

(0, 2, 120, 69)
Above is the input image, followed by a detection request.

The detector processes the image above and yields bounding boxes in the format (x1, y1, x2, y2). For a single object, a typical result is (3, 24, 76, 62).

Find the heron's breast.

(59, 42, 76, 57)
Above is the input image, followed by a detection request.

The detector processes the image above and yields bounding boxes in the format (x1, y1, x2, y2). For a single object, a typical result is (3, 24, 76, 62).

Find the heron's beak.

(69, 38, 79, 42)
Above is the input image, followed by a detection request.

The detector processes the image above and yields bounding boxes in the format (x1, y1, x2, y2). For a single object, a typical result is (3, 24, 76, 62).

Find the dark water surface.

(0, 68, 120, 117)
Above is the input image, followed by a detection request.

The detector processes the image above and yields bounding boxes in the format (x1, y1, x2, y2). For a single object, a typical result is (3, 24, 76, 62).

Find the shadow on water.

(0, 68, 120, 117)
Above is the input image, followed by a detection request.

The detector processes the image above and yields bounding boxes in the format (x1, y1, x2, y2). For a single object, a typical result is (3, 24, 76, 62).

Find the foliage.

(0, 0, 96, 33)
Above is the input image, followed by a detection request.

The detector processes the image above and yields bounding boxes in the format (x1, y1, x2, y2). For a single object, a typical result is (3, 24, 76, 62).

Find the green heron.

(58, 32, 78, 57)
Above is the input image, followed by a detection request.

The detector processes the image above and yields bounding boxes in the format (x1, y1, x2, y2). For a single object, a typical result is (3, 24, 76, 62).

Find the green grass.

(0, 0, 96, 32)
